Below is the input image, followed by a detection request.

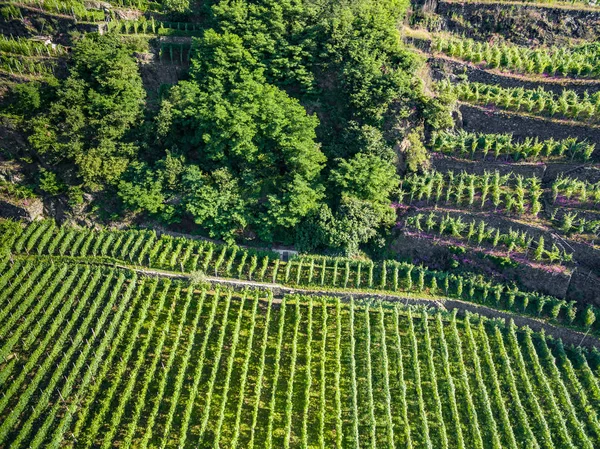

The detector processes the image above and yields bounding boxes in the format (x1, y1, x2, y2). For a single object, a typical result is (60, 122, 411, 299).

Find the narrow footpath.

(118, 264, 600, 351)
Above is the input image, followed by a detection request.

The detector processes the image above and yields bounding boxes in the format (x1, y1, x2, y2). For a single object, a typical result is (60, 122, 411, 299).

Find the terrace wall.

(0, 199, 43, 222)
(430, 56, 600, 96)
(459, 103, 600, 147)
(566, 269, 600, 306)
(391, 232, 573, 298)
(395, 207, 600, 299)
(436, 1, 600, 45)
(543, 164, 600, 183)
(431, 153, 547, 178)
(0, 8, 101, 44)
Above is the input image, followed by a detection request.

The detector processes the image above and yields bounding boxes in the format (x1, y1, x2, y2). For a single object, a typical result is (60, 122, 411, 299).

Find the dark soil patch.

(542, 163, 600, 183)
(567, 269, 600, 306)
(391, 230, 573, 298)
(430, 152, 548, 178)
(430, 56, 600, 96)
(436, 0, 600, 45)
(138, 58, 189, 107)
(459, 103, 600, 147)
(397, 205, 600, 293)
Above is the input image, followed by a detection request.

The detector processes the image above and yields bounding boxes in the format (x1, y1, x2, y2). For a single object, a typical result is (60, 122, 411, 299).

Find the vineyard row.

(0, 264, 599, 447)
(5, 221, 600, 334)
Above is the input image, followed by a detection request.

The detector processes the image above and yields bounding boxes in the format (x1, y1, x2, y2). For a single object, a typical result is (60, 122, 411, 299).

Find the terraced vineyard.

(8, 221, 600, 336)
(1, 0, 600, 447)
(400, 0, 600, 310)
(0, 258, 599, 448)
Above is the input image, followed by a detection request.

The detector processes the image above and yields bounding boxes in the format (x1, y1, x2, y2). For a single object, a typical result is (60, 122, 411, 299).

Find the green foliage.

(422, 89, 456, 130)
(0, 36, 67, 57)
(0, 54, 57, 77)
(118, 162, 167, 215)
(534, 236, 545, 261)
(0, 218, 22, 252)
(8, 0, 435, 256)
(584, 306, 597, 329)
(67, 186, 85, 207)
(119, 35, 151, 53)
(402, 170, 543, 217)
(334, 122, 397, 162)
(402, 128, 430, 172)
(312, 148, 399, 254)
(189, 269, 207, 285)
(484, 254, 519, 269)
(439, 80, 600, 123)
(1, 5, 20, 20)
(38, 169, 64, 196)
(324, 196, 393, 255)
(7, 0, 105, 21)
(2, 258, 600, 447)
(29, 33, 145, 189)
(162, 0, 190, 14)
(150, 30, 326, 241)
(297, 196, 393, 256)
(5, 82, 41, 116)
(210, 0, 316, 91)
(404, 211, 572, 264)
(430, 275, 438, 294)
(0, 181, 36, 200)
(552, 175, 600, 208)
(432, 130, 595, 162)
(434, 36, 600, 79)
(330, 152, 399, 203)
(181, 166, 247, 244)
(12, 221, 600, 336)
(323, 0, 416, 123)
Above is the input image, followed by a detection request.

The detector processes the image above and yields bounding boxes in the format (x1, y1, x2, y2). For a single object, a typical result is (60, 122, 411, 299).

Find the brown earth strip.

(458, 103, 600, 147)
(435, 0, 600, 45)
(429, 55, 600, 96)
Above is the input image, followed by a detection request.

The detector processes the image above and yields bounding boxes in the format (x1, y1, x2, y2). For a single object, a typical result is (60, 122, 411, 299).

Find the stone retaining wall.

(459, 103, 600, 147)
(0, 199, 43, 222)
(430, 56, 600, 96)
(437, 1, 600, 45)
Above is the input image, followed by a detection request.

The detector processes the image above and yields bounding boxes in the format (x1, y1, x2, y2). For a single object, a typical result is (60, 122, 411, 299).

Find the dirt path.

(120, 264, 600, 350)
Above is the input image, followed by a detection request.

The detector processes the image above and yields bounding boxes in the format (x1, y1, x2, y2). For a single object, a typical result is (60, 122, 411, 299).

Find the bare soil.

(436, 0, 600, 45)
(459, 103, 600, 147)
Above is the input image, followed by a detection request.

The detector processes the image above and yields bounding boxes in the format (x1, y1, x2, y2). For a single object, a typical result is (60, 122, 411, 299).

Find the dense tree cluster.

(4, 0, 454, 254)
(28, 34, 145, 188)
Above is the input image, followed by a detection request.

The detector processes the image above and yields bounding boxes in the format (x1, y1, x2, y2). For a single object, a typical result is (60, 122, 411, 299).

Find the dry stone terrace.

(403, 0, 600, 314)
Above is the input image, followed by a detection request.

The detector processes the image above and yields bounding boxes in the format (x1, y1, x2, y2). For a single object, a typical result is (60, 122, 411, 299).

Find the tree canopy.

(6, 0, 454, 255)
(29, 34, 145, 189)
(142, 30, 326, 241)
